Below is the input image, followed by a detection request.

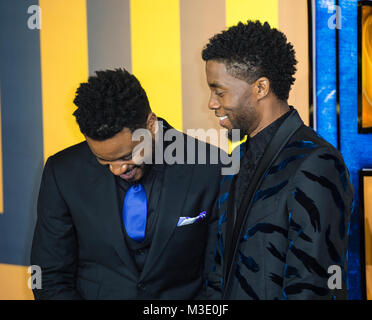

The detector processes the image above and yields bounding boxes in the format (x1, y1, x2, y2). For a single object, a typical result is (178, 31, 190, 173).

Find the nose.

(208, 92, 220, 110)
(109, 162, 129, 176)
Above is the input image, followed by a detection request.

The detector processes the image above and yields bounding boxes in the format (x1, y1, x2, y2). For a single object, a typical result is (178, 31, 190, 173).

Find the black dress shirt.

(234, 108, 292, 210)
(116, 163, 165, 272)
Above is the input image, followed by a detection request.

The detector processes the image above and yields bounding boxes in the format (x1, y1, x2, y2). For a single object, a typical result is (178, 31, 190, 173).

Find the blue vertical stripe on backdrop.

(0, 0, 44, 265)
(315, 0, 365, 299)
(315, 0, 338, 148)
(339, 0, 371, 300)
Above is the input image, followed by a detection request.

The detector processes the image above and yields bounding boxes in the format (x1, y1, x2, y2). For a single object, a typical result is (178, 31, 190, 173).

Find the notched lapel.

(140, 164, 194, 281)
(235, 110, 303, 227)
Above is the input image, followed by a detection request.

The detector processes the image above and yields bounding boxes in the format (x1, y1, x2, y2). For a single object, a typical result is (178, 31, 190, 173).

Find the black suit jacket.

(206, 109, 354, 300)
(31, 121, 223, 299)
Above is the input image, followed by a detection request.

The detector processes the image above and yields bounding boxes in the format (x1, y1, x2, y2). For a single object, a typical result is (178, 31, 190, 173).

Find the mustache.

(123, 164, 142, 173)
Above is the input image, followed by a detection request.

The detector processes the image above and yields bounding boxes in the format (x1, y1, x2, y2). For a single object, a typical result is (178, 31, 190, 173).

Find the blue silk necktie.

(122, 184, 147, 242)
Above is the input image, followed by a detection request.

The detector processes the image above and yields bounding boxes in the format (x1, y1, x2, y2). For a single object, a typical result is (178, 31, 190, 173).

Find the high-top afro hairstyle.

(73, 68, 151, 140)
(202, 20, 297, 101)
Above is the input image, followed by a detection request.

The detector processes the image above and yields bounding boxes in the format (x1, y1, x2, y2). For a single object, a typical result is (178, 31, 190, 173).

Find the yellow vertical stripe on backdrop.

(39, 0, 88, 162)
(225, 0, 278, 152)
(130, 0, 183, 131)
(0, 263, 33, 300)
(225, 0, 278, 28)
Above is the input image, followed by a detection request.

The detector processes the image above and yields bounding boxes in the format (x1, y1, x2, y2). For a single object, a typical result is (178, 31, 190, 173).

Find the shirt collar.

(245, 107, 292, 154)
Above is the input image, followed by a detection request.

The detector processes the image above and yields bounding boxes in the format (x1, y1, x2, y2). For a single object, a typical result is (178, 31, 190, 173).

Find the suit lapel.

(139, 163, 194, 281)
(223, 109, 304, 297)
(222, 143, 245, 280)
(87, 156, 139, 277)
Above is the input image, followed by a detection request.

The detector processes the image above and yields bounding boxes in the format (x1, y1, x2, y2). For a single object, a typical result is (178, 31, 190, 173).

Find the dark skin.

(86, 112, 157, 182)
(205, 60, 290, 138)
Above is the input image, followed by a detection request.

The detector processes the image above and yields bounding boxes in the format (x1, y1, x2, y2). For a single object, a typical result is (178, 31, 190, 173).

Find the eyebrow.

(208, 82, 225, 89)
(96, 151, 132, 162)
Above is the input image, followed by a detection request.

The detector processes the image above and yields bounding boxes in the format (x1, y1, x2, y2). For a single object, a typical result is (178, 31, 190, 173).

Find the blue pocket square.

(177, 211, 207, 227)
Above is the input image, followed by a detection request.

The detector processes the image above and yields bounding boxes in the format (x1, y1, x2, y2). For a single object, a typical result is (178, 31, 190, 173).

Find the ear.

(146, 112, 157, 135)
(254, 77, 270, 100)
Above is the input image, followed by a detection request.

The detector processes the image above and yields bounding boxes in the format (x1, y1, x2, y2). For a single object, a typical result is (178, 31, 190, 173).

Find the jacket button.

(137, 283, 146, 290)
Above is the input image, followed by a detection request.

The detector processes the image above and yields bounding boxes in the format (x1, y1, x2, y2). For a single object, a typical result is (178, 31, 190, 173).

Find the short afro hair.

(73, 68, 151, 140)
(202, 20, 297, 101)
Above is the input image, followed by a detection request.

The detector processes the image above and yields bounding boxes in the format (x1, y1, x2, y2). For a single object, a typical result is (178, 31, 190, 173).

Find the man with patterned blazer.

(201, 21, 354, 300)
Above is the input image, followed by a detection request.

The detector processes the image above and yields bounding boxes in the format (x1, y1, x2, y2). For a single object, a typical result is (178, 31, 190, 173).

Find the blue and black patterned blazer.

(206, 108, 354, 300)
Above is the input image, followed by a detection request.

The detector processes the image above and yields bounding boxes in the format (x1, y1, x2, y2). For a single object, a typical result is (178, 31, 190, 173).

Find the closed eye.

(96, 154, 132, 164)
(119, 154, 132, 161)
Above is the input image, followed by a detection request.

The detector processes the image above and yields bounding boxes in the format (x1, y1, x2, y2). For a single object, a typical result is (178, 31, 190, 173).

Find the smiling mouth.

(125, 167, 135, 174)
(120, 166, 138, 180)
(217, 115, 229, 127)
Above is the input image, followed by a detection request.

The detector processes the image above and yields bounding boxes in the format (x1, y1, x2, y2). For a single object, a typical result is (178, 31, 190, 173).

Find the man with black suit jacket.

(31, 69, 223, 299)
(202, 21, 354, 299)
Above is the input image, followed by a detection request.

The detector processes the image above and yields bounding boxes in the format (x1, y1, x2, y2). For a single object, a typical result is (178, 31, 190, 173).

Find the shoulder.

(161, 120, 226, 168)
(273, 124, 347, 177)
(39, 141, 94, 192)
(266, 123, 353, 202)
(184, 132, 223, 158)
(282, 126, 354, 215)
(46, 141, 92, 169)
(288, 126, 349, 184)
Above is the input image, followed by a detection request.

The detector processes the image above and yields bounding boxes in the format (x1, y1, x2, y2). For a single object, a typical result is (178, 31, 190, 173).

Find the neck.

(249, 100, 290, 138)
